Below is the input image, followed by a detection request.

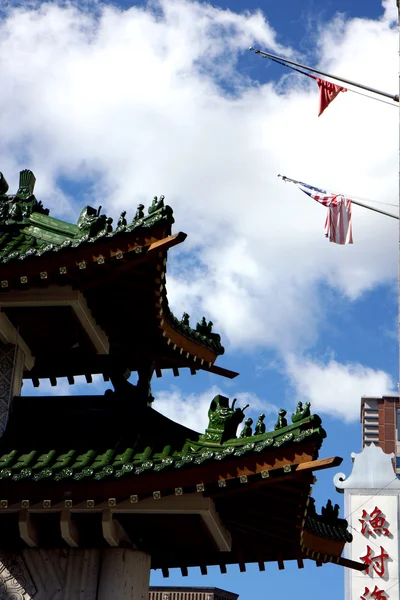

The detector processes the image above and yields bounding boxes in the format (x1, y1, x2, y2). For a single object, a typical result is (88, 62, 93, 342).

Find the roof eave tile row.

(0, 415, 325, 484)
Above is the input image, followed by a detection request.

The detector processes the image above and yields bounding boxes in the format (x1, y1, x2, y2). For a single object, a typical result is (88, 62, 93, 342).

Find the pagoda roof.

(0, 170, 234, 382)
(0, 394, 364, 573)
(304, 509, 352, 543)
(0, 171, 363, 574)
(0, 396, 326, 484)
(0, 186, 175, 265)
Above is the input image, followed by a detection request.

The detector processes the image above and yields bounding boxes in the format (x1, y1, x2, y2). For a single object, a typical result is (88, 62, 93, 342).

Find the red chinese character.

(359, 507, 391, 536)
(360, 546, 389, 577)
(360, 586, 388, 599)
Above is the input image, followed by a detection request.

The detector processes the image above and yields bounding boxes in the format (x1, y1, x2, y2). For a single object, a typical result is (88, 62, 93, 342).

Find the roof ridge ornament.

(16, 169, 36, 199)
(201, 395, 248, 443)
(0, 169, 49, 227)
(0, 173, 9, 194)
(292, 401, 311, 423)
(148, 195, 165, 214)
(77, 205, 113, 237)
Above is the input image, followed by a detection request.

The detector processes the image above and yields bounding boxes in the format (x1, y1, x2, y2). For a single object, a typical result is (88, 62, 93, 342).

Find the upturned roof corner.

(0, 170, 175, 263)
(0, 169, 228, 384)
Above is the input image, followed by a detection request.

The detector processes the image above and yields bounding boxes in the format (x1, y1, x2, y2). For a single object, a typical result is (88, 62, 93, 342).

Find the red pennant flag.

(315, 77, 347, 116)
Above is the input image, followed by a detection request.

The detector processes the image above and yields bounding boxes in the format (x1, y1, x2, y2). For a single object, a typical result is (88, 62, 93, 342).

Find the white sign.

(347, 495, 399, 600)
(334, 444, 400, 600)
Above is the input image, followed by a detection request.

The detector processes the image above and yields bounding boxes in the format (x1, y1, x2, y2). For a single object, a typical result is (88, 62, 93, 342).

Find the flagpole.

(250, 47, 399, 103)
(398, 0, 400, 388)
(278, 175, 400, 220)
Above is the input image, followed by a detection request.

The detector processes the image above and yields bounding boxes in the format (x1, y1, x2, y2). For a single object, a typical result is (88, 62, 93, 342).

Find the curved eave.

(0, 205, 175, 266)
(0, 421, 329, 490)
(0, 453, 356, 571)
(300, 506, 364, 571)
(0, 229, 231, 380)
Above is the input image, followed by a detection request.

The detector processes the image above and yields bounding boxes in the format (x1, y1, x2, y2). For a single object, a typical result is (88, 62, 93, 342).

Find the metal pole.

(250, 47, 399, 102)
(278, 175, 399, 220)
(398, 0, 400, 387)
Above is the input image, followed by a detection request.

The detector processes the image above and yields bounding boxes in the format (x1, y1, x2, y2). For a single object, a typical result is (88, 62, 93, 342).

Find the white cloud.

(0, 0, 396, 359)
(285, 355, 396, 422)
(154, 385, 277, 432)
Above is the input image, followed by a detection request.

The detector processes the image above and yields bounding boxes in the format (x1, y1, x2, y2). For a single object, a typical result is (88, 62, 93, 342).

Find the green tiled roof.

(0, 395, 325, 484)
(0, 169, 224, 356)
(165, 310, 224, 355)
(305, 498, 352, 543)
(0, 174, 174, 264)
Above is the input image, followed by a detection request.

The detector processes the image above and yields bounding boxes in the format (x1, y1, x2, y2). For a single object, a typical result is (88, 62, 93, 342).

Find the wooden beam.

(19, 509, 39, 547)
(294, 456, 343, 472)
(1, 287, 110, 355)
(210, 474, 311, 501)
(102, 510, 131, 548)
(80, 233, 187, 293)
(212, 457, 342, 499)
(200, 498, 232, 552)
(205, 364, 239, 379)
(224, 507, 298, 529)
(163, 353, 238, 380)
(60, 508, 80, 547)
(116, 493, 232, 552)
(180, 566, 188, 577)
(147, 232, 187, 253)
(162, 567, 169, 578)
(266, 479, 313, 496)
(225, 518, 294, 545)
(0, 312, 35, 370)
(332, 556, 368, 572)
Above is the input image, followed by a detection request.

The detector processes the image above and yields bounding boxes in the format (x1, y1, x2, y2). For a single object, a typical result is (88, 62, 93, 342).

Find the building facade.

(360, 396, 400, 476)
(149, 588, 238, 600)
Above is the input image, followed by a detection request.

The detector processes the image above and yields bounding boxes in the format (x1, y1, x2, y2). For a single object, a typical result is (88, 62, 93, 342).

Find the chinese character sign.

(346, 495, 399, 600)
(360, 586, 388, 600)
(358, 505, 392, 594)
(359, 546, 389, 578)
(359, 507, 391, 537)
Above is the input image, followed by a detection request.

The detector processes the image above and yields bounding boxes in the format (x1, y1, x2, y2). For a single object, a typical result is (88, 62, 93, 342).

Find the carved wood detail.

(0, 548, 149, 599)
(0, 343, 23, 438)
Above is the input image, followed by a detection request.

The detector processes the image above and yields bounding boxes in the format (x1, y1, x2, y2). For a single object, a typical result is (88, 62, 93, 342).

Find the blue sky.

(1, 0, 398, 598)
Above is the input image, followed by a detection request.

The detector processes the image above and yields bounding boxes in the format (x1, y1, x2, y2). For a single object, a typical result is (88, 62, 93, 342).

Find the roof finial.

(17, 170, 36, 199)
(0, 173, 9, 195)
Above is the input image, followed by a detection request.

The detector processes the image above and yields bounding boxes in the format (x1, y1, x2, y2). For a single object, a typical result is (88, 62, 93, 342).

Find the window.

(397, 410, 400, 441)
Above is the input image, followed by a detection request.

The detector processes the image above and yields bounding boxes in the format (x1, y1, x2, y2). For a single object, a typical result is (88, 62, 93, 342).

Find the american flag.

(296, 181, 353, 245)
